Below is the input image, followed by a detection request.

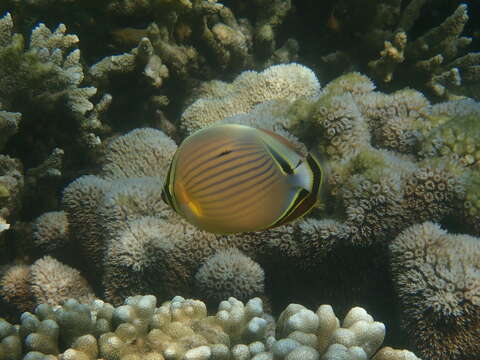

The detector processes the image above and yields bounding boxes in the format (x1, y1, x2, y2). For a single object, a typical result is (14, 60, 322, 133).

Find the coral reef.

(1, 0, 476, 228)
(18, 63, 472, 360)
(390, 222, 480, 360)
(188, 68, 475, 245)
(4, 0, 298, 71)
(8, 0, 477, 102)
(61, 128, 218, 303)
(0, 155, 23, 238)
(1, 0, 299, 164)
(293, 1, 479, 99)
(0, 11, 111, 226)
(38, 64, 478, 359)
(0, 256, 95, 314)
(31, 211, 69, 255)
(194, 248, 265, 305)
(0, 12, 110, 156)
(180, 63, 320, 134)
(0, 294, 419, 360)
(1, 2, 479, 355)
(59, 125, 353, 307)
(0, 1, 479, 359)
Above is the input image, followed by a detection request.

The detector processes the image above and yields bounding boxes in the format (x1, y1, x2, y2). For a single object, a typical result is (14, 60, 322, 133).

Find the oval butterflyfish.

(161, 124, 326, 234)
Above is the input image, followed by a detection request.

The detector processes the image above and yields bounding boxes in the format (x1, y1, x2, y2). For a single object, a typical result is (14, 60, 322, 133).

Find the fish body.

(162, 124, 325, 234)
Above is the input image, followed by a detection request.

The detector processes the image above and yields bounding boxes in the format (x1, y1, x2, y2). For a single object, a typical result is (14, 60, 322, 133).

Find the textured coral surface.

(0, 294, 419, 360)
(1, 63, 476, 359)
(1, 2, 479, 360)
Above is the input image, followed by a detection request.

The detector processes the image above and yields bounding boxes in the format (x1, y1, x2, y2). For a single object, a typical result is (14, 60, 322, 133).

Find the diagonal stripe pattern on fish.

(162, 124, 325, 234)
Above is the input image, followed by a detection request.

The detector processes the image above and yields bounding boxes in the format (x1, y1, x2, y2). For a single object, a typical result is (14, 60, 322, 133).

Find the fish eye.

(217, 149, 233, 157)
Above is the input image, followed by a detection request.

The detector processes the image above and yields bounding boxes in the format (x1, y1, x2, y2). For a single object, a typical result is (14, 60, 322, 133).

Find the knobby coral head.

(1, 62, 479, 360)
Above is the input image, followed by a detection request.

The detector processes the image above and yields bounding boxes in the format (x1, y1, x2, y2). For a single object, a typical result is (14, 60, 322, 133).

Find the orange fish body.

(162, 124, 325, 234)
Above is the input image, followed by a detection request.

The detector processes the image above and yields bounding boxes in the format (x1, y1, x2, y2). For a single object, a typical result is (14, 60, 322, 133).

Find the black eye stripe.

(161, 158, 179, 212)
(266, 144, 294, 174)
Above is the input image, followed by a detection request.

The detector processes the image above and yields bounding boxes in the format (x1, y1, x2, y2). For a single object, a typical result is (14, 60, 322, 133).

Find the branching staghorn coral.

(88, 37, 169, 89)
(19, 0, 297, 72)
(0, 294, 419, 360)
(0, 12, 115, 224)
(0, 12, 110, 157)
(208, 0, 297, 63)
(296, 1, 479, 99)
(368, 2, 474, 93)
(390, 222, 480, 360)
(2, 0, 299, 142)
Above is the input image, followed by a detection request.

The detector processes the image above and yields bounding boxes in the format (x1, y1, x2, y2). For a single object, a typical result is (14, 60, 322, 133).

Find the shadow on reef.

(265, 242, 406, 349)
